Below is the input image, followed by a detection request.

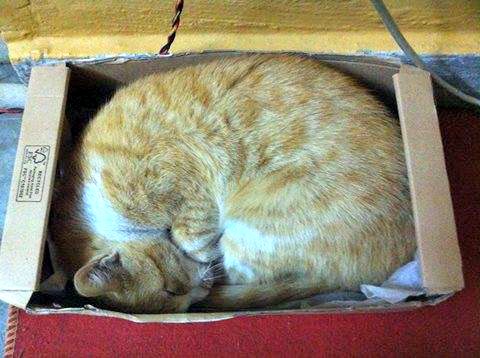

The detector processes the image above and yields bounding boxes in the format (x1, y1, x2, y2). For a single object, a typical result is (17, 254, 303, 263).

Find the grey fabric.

(0, 113, 22, 357)
(0, 114, 21, 235)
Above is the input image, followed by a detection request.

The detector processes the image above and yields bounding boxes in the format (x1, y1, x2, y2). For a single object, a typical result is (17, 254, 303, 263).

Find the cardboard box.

(0, 52, 464, 323)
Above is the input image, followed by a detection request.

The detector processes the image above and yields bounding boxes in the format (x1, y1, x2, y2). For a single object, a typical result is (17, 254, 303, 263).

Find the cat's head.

(73, 239, 213, 313)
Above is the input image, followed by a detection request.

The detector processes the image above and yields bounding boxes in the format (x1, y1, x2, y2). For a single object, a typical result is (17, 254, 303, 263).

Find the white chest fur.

(81, 178, 134, 241)
(80, 162, 165, 241)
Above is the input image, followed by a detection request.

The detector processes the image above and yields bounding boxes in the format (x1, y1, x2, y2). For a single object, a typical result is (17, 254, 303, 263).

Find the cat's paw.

(172, 231, 220, 263)
(181, 239, 221, 263)
(189, 287, 210, 304)
(171, 225, 221, 263)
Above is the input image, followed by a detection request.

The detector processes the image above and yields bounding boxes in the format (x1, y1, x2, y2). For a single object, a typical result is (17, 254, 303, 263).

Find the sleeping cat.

(49, 54, 416, 313)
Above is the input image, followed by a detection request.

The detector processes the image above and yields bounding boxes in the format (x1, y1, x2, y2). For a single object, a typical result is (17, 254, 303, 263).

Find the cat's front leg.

(172, 199, 222, 263)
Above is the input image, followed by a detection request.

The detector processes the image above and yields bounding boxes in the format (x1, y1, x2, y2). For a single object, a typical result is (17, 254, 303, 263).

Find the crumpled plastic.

(360, 254, 425, 304)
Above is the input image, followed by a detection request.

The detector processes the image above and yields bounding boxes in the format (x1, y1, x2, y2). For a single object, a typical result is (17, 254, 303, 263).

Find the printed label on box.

(16, 145, 50, 202)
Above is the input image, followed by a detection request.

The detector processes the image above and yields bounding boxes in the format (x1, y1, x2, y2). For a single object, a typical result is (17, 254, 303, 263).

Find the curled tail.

(194, 280, 329, 311)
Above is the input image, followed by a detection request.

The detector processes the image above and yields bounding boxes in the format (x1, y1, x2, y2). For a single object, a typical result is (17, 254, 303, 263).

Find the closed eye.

(165, 289, 179, 296)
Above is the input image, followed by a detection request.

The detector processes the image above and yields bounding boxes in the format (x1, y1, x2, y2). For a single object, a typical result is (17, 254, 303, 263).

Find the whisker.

(203, 273, 225, 281)
(203, 263, 223, 274)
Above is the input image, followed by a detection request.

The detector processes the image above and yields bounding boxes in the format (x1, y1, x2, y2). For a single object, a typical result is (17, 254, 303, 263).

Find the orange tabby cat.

(49, 54, 416, 313)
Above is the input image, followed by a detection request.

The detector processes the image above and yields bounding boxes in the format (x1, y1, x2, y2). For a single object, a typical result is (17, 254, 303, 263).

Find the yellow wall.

(1, 0, 479, 61)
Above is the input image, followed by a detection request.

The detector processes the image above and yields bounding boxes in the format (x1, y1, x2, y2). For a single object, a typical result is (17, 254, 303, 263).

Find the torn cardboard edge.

(0, 52, 464, 323)
(25, 294, 454, 324)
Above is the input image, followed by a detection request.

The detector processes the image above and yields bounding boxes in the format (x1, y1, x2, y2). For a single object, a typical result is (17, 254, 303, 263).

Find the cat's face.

(73, 239, 213, 313)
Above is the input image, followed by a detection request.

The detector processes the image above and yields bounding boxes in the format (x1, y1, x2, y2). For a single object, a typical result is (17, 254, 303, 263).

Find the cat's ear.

(73, 251, 126, 297)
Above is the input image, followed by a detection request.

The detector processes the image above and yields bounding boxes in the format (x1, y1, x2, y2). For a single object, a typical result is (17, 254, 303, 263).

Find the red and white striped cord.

(0, 108, 23, 114)
(3, 306, 19, 357)
(159, 0, 184, 55)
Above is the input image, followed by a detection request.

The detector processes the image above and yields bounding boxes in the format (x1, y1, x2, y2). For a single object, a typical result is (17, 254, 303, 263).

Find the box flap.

(0, 290, 32, 309)
(0, 65, 70, 296)
(393, 65, 464, 294)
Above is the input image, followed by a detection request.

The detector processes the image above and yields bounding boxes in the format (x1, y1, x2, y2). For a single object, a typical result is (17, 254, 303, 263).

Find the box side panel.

(393, 66, 464, 293)
(81, 52, 400, 86)
(0, 65, 70, 292)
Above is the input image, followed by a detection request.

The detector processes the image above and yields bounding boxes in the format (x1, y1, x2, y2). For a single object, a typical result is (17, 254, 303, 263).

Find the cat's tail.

(194, 280, 329, 311)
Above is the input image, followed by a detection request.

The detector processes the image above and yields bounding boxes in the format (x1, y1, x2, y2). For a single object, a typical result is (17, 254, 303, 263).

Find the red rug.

(5, 109, 480, 357)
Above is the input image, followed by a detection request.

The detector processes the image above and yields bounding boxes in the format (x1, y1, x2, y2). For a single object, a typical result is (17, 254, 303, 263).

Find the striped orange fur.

(49, 54, 415, 313)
